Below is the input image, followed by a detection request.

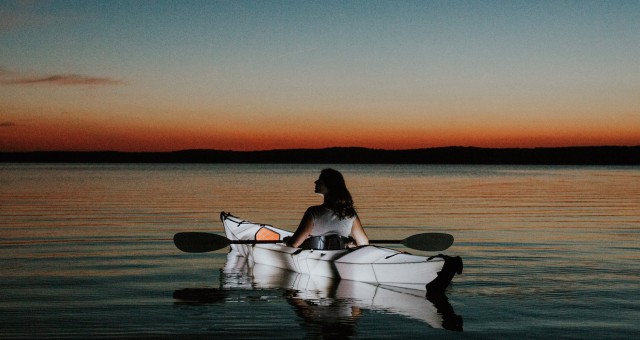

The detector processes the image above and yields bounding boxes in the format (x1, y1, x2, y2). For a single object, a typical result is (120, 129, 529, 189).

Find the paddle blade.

(402, 233, 454, 252)
(174, 232, 230, 253)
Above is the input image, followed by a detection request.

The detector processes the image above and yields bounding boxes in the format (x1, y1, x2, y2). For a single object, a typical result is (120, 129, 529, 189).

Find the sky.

(1, 0, 639, 152)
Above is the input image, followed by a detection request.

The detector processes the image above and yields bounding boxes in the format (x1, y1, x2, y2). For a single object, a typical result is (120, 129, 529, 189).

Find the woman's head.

(316, 168, 356, 219)
(316, 168, 345, 194)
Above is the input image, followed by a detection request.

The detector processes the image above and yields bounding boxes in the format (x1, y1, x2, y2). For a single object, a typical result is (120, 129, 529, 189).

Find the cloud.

(0, 67, 124, 86)
(0, 121, 17, 128)
(3, 74, 124, 86)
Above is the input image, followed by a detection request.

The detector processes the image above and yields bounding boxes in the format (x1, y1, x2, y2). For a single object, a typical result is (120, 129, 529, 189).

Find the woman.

(285, 168, 369, 249)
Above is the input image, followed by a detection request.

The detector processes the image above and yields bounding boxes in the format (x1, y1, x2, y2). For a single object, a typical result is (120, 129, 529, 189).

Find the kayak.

(173, 251, 463, 331)
(221, 212, 462, 292)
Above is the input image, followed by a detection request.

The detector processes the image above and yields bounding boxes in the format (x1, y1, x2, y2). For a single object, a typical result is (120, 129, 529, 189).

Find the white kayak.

(221, 212, 462, 292)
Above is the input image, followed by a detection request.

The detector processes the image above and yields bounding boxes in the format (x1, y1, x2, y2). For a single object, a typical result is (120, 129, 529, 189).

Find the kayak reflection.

(174, 251, 462, 333)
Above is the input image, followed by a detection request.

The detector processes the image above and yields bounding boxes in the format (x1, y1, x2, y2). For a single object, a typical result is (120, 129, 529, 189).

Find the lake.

(1, 164, 638, 338)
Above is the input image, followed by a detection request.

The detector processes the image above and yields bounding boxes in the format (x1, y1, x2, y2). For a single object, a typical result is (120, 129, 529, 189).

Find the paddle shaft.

(231, 239, 408, 244)
(230, 239, 283, 244)
(370, 239, 410, 244)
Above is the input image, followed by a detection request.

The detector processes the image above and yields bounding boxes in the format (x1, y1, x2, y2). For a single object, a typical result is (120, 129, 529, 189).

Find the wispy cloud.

(0, 67, 124, 86)
(0, 121, 17, 128)
(4, 74, 124, 86)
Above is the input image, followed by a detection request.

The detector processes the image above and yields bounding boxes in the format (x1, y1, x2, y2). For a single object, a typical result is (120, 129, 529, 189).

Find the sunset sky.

(1, 0, 639, 152)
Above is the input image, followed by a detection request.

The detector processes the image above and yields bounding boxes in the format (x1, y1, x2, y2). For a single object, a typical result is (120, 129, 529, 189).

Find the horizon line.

(3, 144, 640, 154)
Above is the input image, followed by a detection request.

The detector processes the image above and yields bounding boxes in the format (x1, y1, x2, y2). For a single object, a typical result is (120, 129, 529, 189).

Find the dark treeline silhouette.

(1, 146, 639, 165)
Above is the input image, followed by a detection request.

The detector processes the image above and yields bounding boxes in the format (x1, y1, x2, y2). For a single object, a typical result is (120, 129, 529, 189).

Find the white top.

(306, 205, 355, 237)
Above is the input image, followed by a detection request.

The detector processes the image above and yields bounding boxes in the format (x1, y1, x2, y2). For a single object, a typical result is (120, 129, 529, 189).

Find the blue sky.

(1, 0, 639, 151)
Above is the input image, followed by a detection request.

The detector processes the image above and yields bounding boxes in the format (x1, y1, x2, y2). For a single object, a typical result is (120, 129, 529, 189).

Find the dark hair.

(320, 168, 356, 219)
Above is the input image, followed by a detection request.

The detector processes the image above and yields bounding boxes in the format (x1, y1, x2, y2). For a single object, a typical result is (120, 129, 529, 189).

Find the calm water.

(1, 164, 638, 338)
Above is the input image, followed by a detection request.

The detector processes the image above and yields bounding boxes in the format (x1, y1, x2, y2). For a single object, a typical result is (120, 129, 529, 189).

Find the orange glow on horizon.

(2, 115, 638, 152)
(2, 102, 639, 152)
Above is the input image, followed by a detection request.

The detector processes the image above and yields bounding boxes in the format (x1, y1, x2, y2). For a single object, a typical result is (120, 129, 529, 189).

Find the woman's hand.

(282, 236, 291, 246)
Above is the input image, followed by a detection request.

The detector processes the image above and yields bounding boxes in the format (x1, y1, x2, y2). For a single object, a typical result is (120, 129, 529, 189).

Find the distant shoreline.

(1, 146, 639, 165)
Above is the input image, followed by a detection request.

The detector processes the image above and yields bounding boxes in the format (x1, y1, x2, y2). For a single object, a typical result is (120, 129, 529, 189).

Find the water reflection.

(174, 252, 462, 335)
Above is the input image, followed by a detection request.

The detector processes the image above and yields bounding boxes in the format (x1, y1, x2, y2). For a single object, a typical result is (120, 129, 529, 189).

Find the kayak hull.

(219, 252, 463, 331)
(221, 212, 461, 292)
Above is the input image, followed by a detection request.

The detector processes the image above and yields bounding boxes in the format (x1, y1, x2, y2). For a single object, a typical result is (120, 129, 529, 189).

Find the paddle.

(174, 231, 453, 253)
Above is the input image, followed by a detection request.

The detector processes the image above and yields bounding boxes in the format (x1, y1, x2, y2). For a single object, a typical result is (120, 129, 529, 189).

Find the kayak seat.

(302, 234, 349, 250)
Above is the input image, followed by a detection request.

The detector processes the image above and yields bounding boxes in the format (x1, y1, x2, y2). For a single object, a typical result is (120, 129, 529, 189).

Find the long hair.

(320, 168, 356, 219)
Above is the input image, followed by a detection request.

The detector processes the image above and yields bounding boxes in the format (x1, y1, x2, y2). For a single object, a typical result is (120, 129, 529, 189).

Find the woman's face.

(314, 177, 328, 195)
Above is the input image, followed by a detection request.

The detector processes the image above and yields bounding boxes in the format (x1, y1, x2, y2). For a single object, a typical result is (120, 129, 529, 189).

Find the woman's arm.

(350, 216, 369, 246)
(286, 211, 314, 248)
